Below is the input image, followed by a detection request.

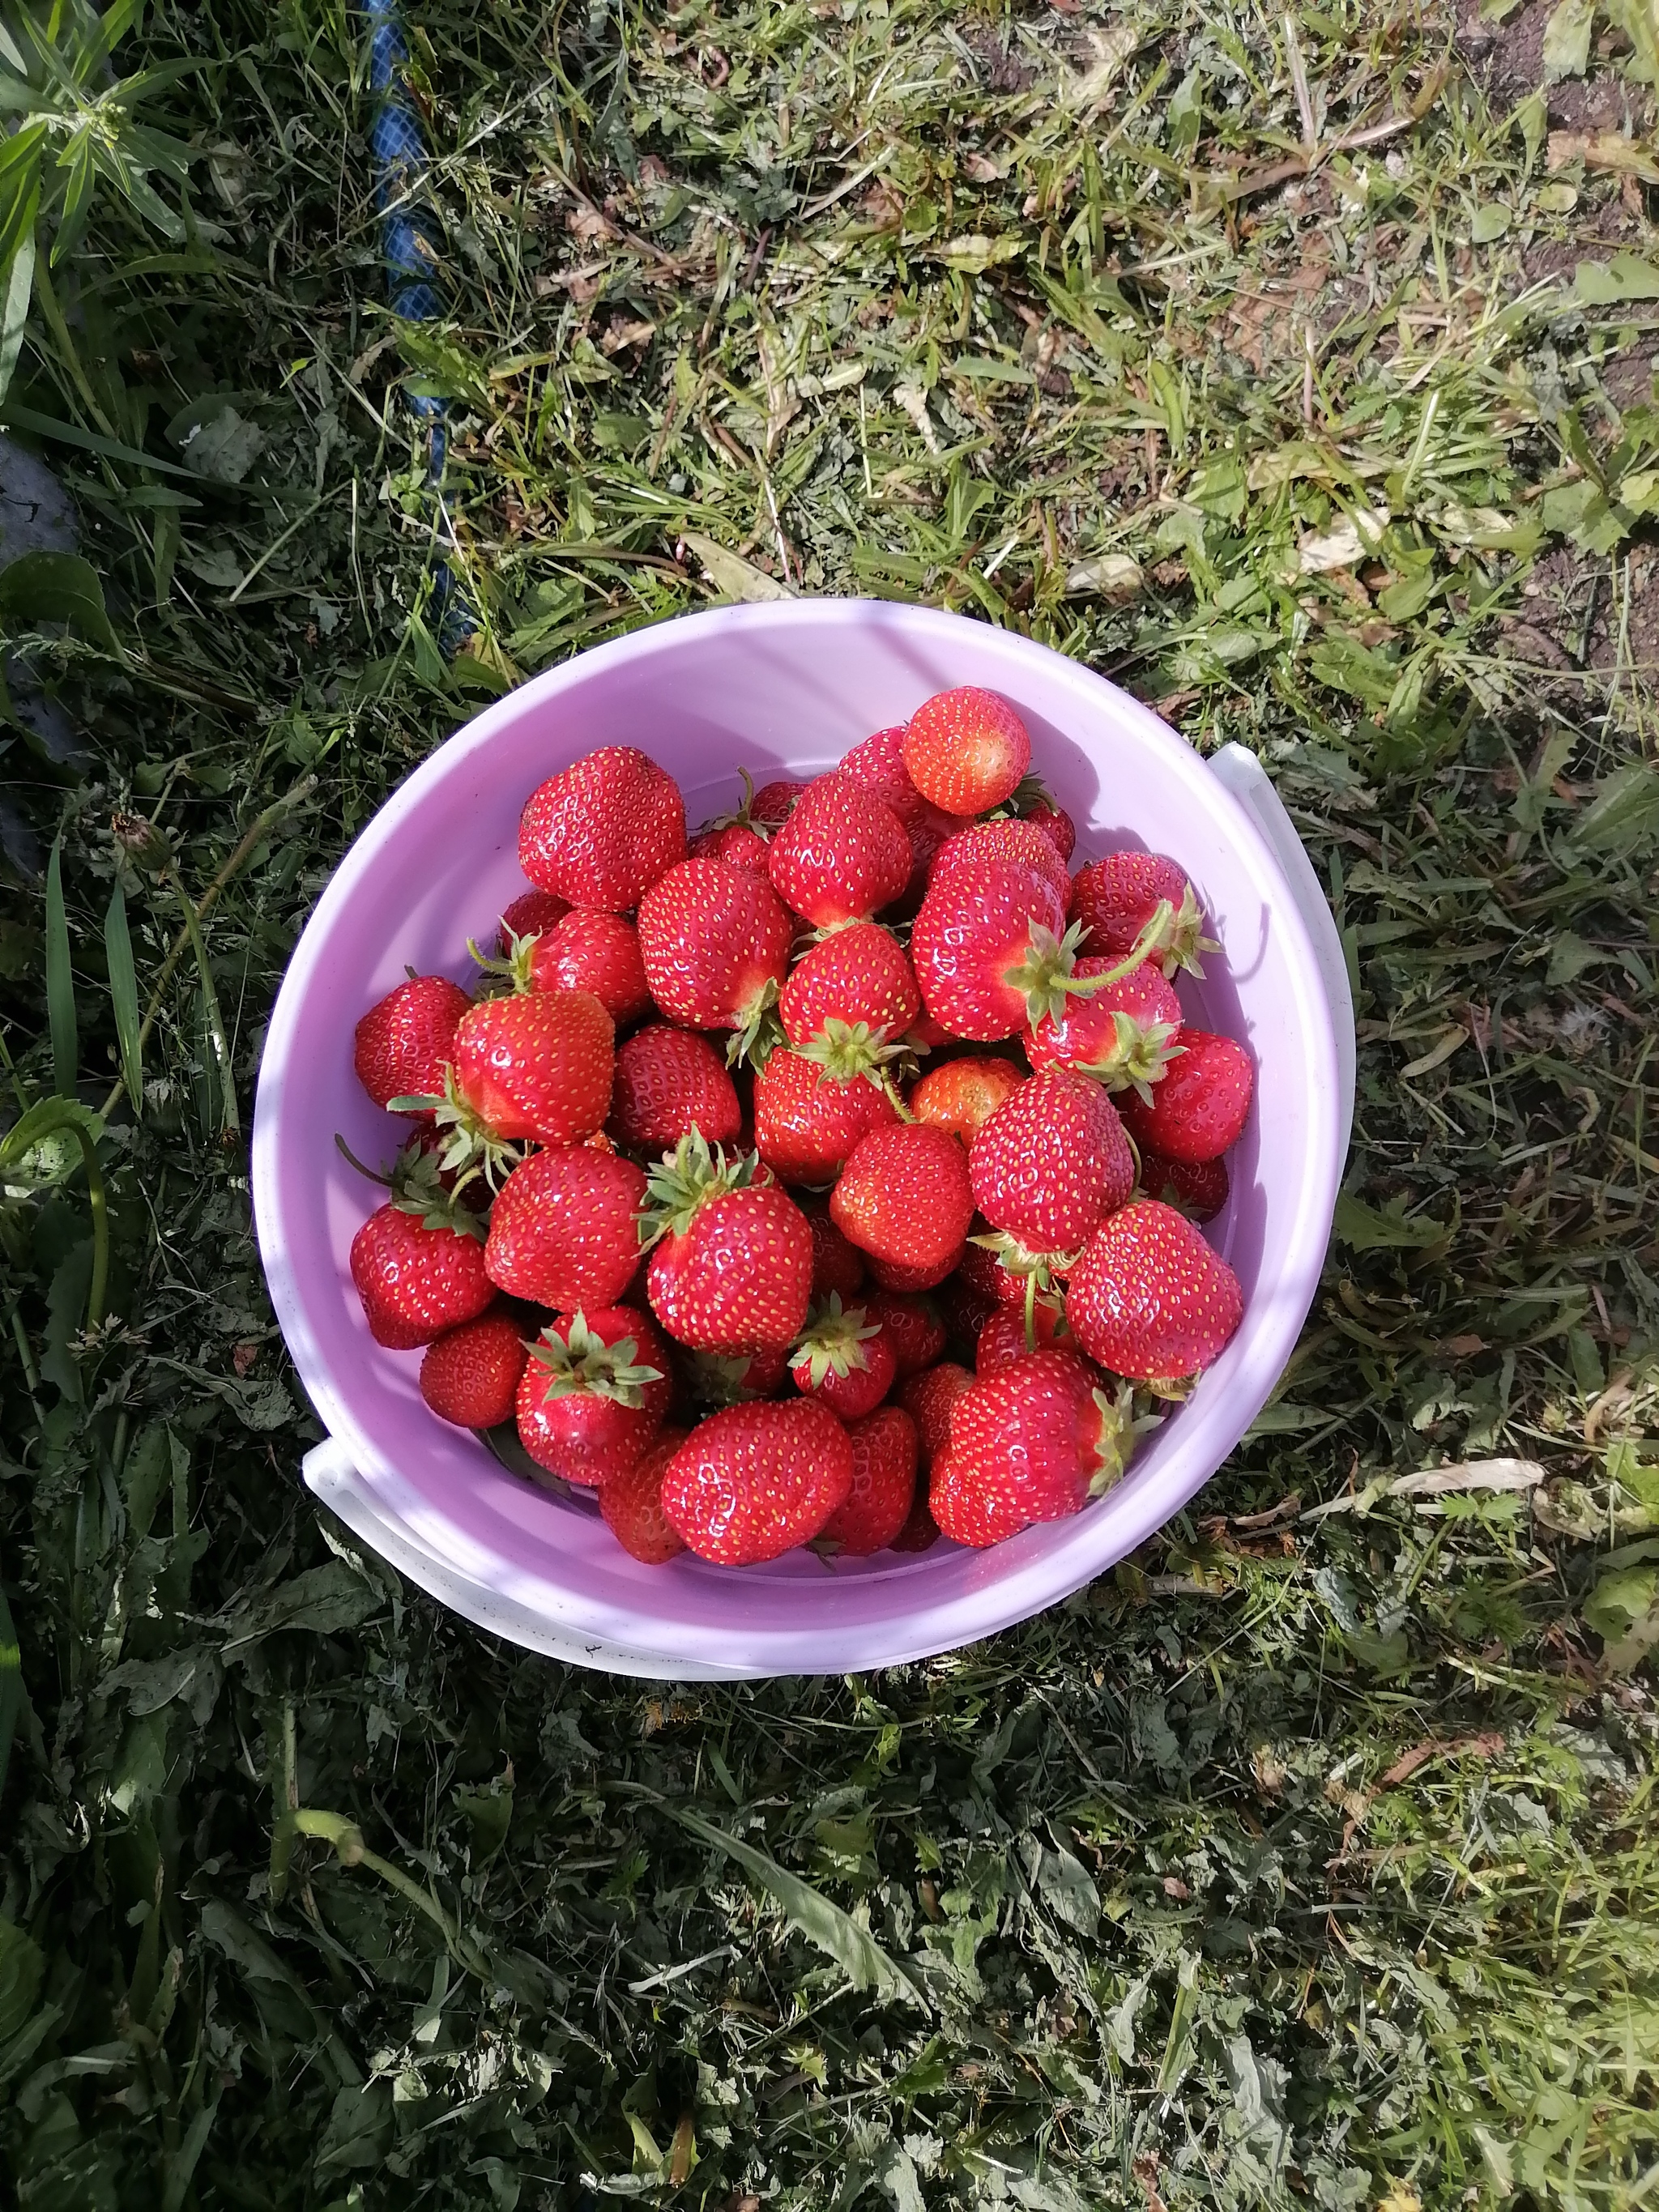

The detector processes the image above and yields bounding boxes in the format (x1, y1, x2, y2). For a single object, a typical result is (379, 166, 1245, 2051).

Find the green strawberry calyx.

(1154, 883, 1220, 981)
(386, 1063, 527, 1196)
(467, 928, 542, 1000)
(1006, 902, 1191, 1029)
(1074, 1012, 1185, 1108)
(526, 1311, 663, 1406)
(797, 1018, 915, 1117)
(1087, 1382, 1162, 1496)
(638, 1131, 765, 1247)
(790, 1294, 879, 1387)
(334, 1132, 489, 1242)
(725, 975, 783, 1070)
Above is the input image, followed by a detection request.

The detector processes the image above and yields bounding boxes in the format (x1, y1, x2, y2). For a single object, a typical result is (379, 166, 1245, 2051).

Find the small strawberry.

(1140, 1150, 1229, 1222)
(680, 1342, 791, 1406)
(637, 858, 795, 1055)
(947, 1352, 1143, 1534)
(830, 1123, 975, 1276)
(660, 1399, 854, 1565)
(898, 1359, 974, 1469)
(911, 859, 1067, 1041)
(354, 975, 471, 1113)
(890, 1490, 941, 1552)
(839, 723, 930, 832)
(689, 820, 771, 875)
(789, 1294, 895, 1421)
(419, 1307, 528, 1427)
(1069, 850, 1216, 978)
(779, 924, 919, 1047)
(1065, 1199, 1243, 1381)
(642, 1134, 813, 1354)
(818, 1405, 917, 1554)
(609, 1025, 741, 1155)
(600, 1427, 689, 1562)
(902, 685, 1031, 815)
(1025, 958, 1183, 1103)
(767, 778, 911, 927)
(498, 888, 570, 953)
(909, 1055, 1025, 1144)
(975, 1299, 1073, 1379)
(349, 1171, 493, 1349)
(932, 818, 1070, 904)
(442, 988, 614, 1146)
(1119, 1029, 1253, 1164)
(1018, 795, 1076, 865)
(970, 1069, 1136, 1255)
(514, 1306, 672, 1486)
(752, 778, 808, 829)
(519, 745, 686, 911)
(863, 1289, 945, 1376)
(753, 1039, 900, 1187)
(930, 1450, 1028, 1548)
(802, 1197, 868, 1303)
(527, 909, 653, 1026)
(484, 1146, 648, 1311)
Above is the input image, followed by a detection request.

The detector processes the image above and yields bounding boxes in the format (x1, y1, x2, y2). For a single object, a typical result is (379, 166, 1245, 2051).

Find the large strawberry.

(519, 745, 686, 910)
(931, 817, 1069, 904)
(753, 1041, 900, 1186)
(830, 1123, 974, 1276)
(1025, 957, 1183, 1104)
(514, 1306, 671, 1486)
(767, 777, 911, 927)
(910, 858, 1067, 1041)
(446, 988, 614, 1145)
(909, 1055, 1025, 1143)
(838, 723, 928, 831)
(497, 888, 569, 953)
(778, 924, 919, 1046)
(818, 1406, 917, 1555)
(420, 1307, 527, 1426)
(1119, 1029, 1253, 1163)
(642, 1135, 812, 1353)
(945, 1353, 1142, 1536)
(1069, 850, 1215, 977)
(600, 1427, 689, 1562)
(863, 1289, 945, 1375)
(637, 857, 795, 1055)
(969, 1069, 1135, 1255)
(902, 686, 1030, 814)
(609, 1025, 741, 1154)
(897, 1359, 974, 1469)
(527, 909, 653, 1026)
(349, 1181, 493, 1349)
(1139, 1150, 1229, 1222)
(354, 975, 471, 1113)
(1065, 1199, 1243, 1381)
(788, 1294, 894, 1421)
(660, 1399, 854, 1565)
(484, 1146, 647, 1311)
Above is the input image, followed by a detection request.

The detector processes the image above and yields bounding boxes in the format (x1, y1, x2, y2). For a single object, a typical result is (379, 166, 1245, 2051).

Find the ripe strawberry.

(779, 924, 919, 1046)
(519, 745, 686, 910)
(789, 1294, 895, 1421)
(839, 723, 929, 830)
(902, 686, 1031, 814)
(911, 859, 1068, 1041)
(514, 1306, 672, 1486)
(753, 1041, 900, 1186)
(863, 1289, 945, 1376)
(818, 1405, 917, 1554)
(680, 1342, 791, 1406)
(767, 778, 911, 927)
(1140, 1150, 1229, 1222)
(660, 1399, 855, 1564)
(609, 1025, 741, 1154)
(527, 909, 652, 1026)
(450, 989, 614, 1145)
(484, 1146, 647, 1311)
(642, 1135, 812, 1353)
(975, 1299, 1073, 1379)
(1065, 1199, 1243, 1380)
(752, 778, 808, 829)
(898, 1359, 974, 1468)
(1119, 1029, 1253, 1164)
(948, 1352, 1142, 1534)
(350, 1196, 493, 1349)
(354, 975, 471, 1113)
(910, 1055, 1024, 1144)
(1025, 958, 1183, 1103)
(637, 858, 795, 1051)
(600, 1427, 689, 1563)
(830, 1123, 974, 1275)
(970, 1069, 1136, 1254)
(1021, 799, 1076, 865)
(1069, 850, 1215, 978)
(890, 1490, 941, 1552)
(932, 818, 1069, 904)
(930, 1450, 1028, 1548)
(868, 1247, 966, 1294)
(497, 888, 569, 952)
(802, 1197, 868, 1302)
(689, 820, 771, 875)
(419, 1307, 527, 1427)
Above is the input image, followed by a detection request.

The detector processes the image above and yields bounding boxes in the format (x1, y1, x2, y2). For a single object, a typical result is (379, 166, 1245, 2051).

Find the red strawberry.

(1069, 850, 1215, 977)
(930, 1450, 1028, 1548)
(1119, 1030, 1253, 1164)
(600, 1427, 689, 1562)
(680, 1342, 791, 1406)
(890, 1491, 941, 1552)
(868, 1247, 966, 1294)
(818, 1405, 917, 1554)
(484, 1146, 647, 1311)
(830, 1123, 974, 1276)
(902, 686, 1030, 815)
(839, 723, 929, 830)
(419, 1307, 527, 1427)
(450, 989, 614, 1144)
(350, 1195, 493, 1349)
(975, 1299, 1073, 1379)
(911, 859, 1068, 1041)
(948, 1352, 1141, 1533)
(898, 1359, 974, 1468)
(642, 1135, 812, 1354)
(1026, 958, 1183, 1102)
(752, 778, 808, 829)
(514, 1306, 672, 1485)
(957, 1232, 1036, 1314)
(609, 1025, 741, 1154)
(767, 778, 911, 927)
(689, 820, 771, 875)
(909, 1055, 1025, 1143)
(970, 1070, 1136, 1255)
(660, 1400, 854, 1564)
(932, 818, 1069, 904)
(754, 1042, 900, 1186)
(1021, 799, 1076, 865)
(527, 909, 653, 1026)
(354, 976, 471, 1113)
(863, 1289, 945, 1376)
(1140, 1151, 1229, 1222)
(637, 858, 795, 1051)
(779, 924, 919, 1047)
(519, 745, 686, 910)
(1065, 1199, 1243, 1380)
(497, 888, 569, 952)
(802, 1197, 868, 1303)
(789, 1294, 895, 1421)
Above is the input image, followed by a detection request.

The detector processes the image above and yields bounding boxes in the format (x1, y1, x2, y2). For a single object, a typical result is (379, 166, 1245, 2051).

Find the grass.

(2, 0, 1658, 2206)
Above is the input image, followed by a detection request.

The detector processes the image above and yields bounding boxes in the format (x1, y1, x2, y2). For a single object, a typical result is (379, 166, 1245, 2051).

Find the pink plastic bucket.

(253, 599, 1350, 1677)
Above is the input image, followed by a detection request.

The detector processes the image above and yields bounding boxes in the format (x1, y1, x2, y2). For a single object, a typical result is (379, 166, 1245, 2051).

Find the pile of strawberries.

(343, 686, 1252, 1569)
